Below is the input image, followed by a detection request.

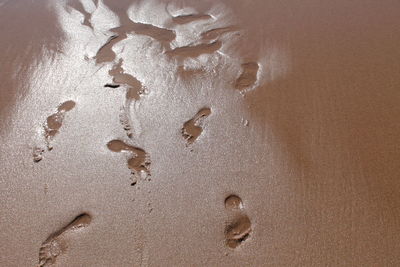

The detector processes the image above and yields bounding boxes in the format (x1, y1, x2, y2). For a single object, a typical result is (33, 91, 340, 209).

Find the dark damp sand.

(1, 0, 400, 266)
(0, 0, 64, 119)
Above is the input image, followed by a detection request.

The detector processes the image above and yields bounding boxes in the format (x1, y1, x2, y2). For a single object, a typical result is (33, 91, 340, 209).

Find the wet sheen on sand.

(1, 0, 400, 266)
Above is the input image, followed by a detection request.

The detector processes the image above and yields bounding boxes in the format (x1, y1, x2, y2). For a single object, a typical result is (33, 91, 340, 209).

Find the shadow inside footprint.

(224, 195, 252, 249)
(39, 213, 91, 267)
(225, 215, 252, 249)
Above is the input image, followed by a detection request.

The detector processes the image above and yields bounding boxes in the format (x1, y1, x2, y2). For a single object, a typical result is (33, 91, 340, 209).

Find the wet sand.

(1, 0, 400, 266)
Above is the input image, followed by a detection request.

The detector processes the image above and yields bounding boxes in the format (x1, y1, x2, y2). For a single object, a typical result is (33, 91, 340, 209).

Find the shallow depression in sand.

(38, 213, 92, 267)
(225, 195, 243, 211)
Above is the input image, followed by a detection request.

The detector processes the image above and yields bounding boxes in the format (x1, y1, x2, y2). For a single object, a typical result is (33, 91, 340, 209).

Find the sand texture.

(1, 0, 400, 266)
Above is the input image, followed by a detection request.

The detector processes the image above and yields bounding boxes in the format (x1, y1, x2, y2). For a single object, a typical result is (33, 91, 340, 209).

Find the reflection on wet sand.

(0, 0, 64, 119)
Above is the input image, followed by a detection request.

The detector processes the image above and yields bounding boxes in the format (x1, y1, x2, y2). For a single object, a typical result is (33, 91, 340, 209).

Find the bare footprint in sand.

(44, 100, 76, 150)
(107, 59, 144, 138)
(234, 62, 259, 91)
(224, 195, 252, 249)
(38, 213, 91, 267)
(107, 139, 150, 185)
(33, 101, 76, 162)
(181, 108, 211, 145)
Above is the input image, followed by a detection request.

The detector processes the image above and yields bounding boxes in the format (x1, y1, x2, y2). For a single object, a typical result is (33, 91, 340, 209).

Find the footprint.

(181, 107, 211, 145)
(107, 140, 150, 185)
(34, 100, 75, 162)
(58, 100, 76, 113)
(172, 14, 212, 24)
(33, 147, 45, 163)
(118, 107, 135, 139)
(38, 213, 91, 267)
(44, 100, 76, 151)
(166, 40, 222, 59)
(224, 195, 252, 249)
(107, 59, 143, 138)
(109, 59, 142, 100)
(225, 215, 252, 249)
(234, 62, 259, 91)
